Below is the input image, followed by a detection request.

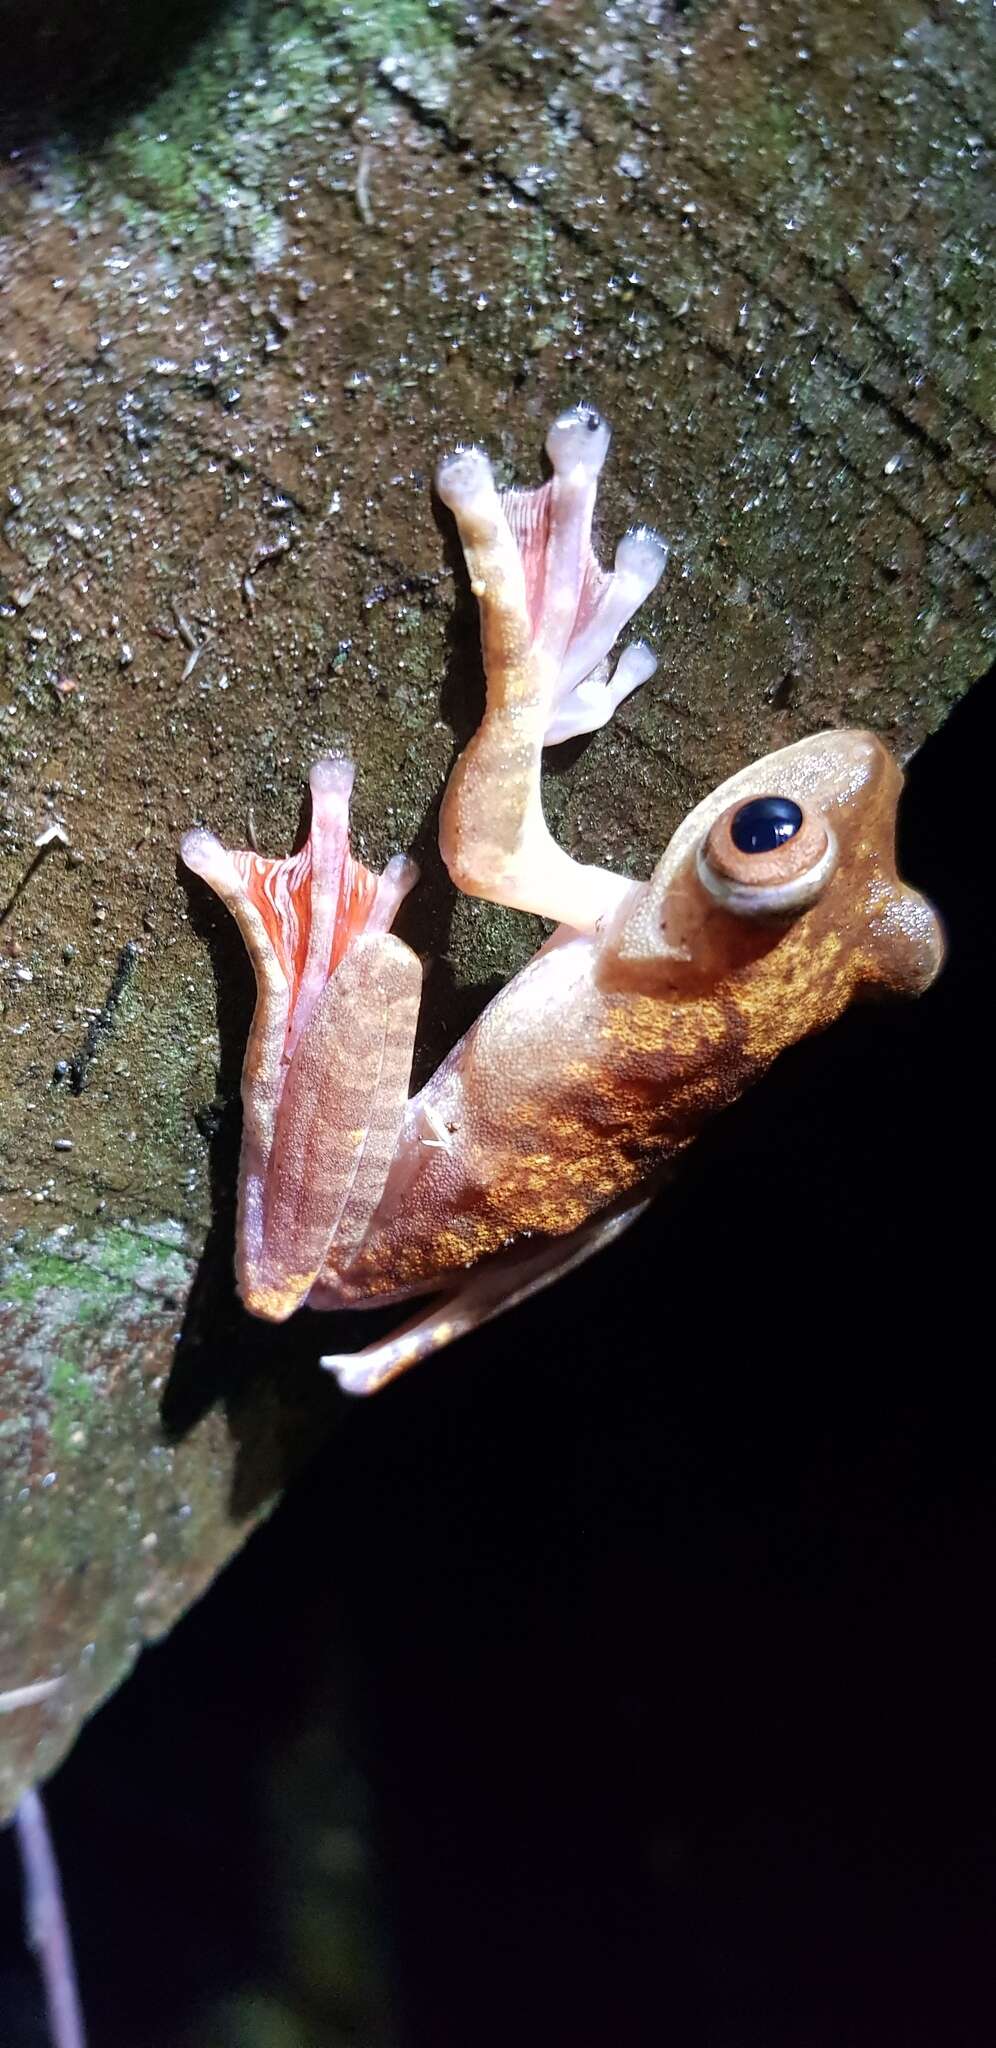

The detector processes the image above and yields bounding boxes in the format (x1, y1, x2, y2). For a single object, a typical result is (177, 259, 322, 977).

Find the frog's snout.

(901, 885, 945, 994)
(868, 880, 945, 998)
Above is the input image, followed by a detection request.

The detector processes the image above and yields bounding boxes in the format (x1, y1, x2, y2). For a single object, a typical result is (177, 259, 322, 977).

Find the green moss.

(0, 1223, 189, 1316)
(711, 88, 801, 200)
(338, 0, 457, 68)
(60, 0, 459, 254)
(0, 1222, 193, 1512)
(48, 1355, 97, 1455)
(1, 1251, 79, 1301)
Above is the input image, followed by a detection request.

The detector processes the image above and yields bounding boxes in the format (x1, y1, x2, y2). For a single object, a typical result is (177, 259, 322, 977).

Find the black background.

(2, 670, 992, 2047)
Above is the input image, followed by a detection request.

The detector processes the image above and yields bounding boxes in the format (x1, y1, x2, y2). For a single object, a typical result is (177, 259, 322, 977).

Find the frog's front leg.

(321, 1197, 651, 1396)
(436, 404, 668, 933)
(181, 758, 421, 1321)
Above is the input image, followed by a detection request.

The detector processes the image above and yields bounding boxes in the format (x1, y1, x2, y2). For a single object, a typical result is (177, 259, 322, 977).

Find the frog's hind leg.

(248, 930, 422, 1320)
(181, 757, 421, 1322)
(320, 1197, 650, 1396)
(436, 405, 667, 934)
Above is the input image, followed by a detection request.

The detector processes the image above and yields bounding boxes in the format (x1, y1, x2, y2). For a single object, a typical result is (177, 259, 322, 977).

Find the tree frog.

(181, 405, 943, 1394)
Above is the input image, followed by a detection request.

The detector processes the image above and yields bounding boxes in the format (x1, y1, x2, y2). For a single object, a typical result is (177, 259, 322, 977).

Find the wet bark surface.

(0, 0, 993, 1815)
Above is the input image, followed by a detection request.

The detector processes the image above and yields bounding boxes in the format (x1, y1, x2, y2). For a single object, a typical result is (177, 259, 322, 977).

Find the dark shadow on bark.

(395, 485, 508, 1089)
(0, 0, 238, 149)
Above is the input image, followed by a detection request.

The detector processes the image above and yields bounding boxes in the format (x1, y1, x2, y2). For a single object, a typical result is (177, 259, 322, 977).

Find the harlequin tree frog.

(182, 406, 943, 1393)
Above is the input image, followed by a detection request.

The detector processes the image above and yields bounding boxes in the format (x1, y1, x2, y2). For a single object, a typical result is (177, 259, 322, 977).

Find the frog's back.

(329, 929, 749, 1301)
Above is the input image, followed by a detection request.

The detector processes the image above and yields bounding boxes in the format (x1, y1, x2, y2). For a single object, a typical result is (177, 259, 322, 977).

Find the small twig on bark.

(355, 144, 375, 225)
(14, 1786, 88, 2048)
(0, 1678, 63, 1714)
(0, 824, 70, 930)
(242, 531, 293, 611)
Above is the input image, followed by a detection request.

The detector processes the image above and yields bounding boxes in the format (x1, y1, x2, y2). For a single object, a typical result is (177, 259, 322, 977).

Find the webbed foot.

(436, 406, 667, 931)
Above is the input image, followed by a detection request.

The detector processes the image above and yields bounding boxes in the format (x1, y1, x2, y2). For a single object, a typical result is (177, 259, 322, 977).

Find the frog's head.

(600, 732, 943, 1047)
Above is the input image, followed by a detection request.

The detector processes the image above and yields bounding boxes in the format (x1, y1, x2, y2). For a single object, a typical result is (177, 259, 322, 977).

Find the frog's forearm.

(436, 406, 667, 933)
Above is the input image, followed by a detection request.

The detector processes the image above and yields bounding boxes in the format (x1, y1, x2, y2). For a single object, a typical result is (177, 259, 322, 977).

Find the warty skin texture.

(181, 406, 944, 1392)
(328, 729, 941, 1306)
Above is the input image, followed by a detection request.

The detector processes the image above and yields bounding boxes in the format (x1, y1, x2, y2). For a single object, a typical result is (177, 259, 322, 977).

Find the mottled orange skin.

(322, 730, 942, 1307)
(183, 408, 944, 1394)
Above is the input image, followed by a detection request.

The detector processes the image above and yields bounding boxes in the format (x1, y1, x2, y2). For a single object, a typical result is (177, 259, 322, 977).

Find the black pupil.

(731, 795, 803, 855)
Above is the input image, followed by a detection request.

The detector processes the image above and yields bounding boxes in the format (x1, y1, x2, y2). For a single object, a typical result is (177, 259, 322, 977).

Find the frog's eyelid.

(696, 824, 839, 918)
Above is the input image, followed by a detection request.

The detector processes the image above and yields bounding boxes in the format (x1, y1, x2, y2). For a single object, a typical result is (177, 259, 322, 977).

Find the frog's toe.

(615, 526, 670, 602)
(545, 400, 611, 480)
(542, 522, 668, 744)
(435, 443, 495, 515)
(545, 640, 657, 745)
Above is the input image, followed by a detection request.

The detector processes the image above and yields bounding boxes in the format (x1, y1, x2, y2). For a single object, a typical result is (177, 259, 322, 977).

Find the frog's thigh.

(321, 1196, 651, 1395)
(248, 933, 421, 1321)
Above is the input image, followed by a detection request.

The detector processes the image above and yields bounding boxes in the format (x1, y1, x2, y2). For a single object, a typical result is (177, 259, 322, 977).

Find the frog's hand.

(239, 932, 421, 1322)
(436, 405, 667, 934)
(320, 1196, 650, 1396)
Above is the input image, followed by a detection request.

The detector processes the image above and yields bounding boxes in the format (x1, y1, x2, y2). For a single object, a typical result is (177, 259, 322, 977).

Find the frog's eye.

(696, 793, 838, 919)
